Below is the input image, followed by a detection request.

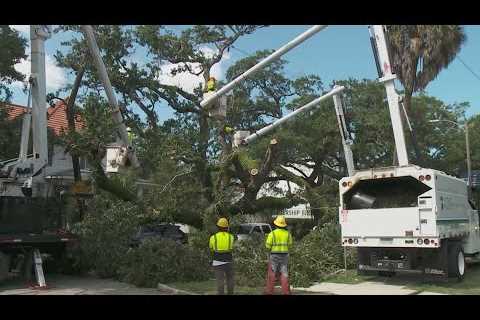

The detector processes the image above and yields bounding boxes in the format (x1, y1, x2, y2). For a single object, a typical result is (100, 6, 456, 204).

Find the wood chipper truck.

(338, 25, 480, 280)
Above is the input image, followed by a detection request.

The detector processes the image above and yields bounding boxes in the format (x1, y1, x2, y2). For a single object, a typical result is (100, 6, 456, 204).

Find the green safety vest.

(209, 231, 234, 262)
(127, 131, 134, 143)
(207, 79, 216, 92)
(266, 228, 292, 253)
(209, 231, 233, 252)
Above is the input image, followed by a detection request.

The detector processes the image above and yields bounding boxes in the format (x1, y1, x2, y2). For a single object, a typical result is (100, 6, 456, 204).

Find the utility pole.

(465, 117, 472, 188)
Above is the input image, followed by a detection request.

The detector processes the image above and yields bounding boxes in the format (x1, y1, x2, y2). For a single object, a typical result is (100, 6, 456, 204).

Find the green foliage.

(233, 238, 269, 286)
(289, 223, 356, 287)
(0, 105, 22, 160)
(387, 25, 466, 94)
(230, 223, 356, 288)
(70, 195, 212, 285)
(70, 196, 143, 277)
(118, 239, 211, 287)
(0, 26, 27, 101)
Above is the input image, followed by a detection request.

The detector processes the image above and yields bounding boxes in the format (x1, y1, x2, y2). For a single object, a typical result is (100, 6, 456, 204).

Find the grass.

(322, 263, 480, 295)
(323, 269, 376, 284)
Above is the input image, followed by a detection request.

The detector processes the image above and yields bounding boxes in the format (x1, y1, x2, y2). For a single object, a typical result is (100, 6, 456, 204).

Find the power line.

(457, 56, 480, 83)
(230, 45, 252, 57)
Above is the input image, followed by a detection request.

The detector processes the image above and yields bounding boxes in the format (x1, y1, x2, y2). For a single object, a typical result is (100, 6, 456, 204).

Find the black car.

(130, 223, 188, 247)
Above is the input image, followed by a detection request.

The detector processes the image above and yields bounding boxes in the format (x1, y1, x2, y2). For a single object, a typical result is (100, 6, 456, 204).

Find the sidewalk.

(296, 281, 446, 295)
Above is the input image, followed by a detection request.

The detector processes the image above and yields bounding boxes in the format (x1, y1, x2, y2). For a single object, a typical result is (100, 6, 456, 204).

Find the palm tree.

(386, 25, 466, 164)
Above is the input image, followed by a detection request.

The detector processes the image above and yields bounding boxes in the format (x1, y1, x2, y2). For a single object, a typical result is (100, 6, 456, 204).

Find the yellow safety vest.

(266, 229, 292, 253)
(127, 131, 134, 143)
(209, 231, 234, 253)
(207, 79, 216, 92)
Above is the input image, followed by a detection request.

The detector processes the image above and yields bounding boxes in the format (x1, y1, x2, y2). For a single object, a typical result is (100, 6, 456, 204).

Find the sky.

(8, 25, 480, 121)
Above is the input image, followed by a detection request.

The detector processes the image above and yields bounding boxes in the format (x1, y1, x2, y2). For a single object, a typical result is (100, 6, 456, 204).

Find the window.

(238, 225, 252, 235)
(251, 226, 262, 234)
(261, 225, 271, 234)
(79, 157, 89, 170)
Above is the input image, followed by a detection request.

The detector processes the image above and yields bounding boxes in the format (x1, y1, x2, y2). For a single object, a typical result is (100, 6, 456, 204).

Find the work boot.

(264, 262, 276, 295)
(280, 274, 291, 295)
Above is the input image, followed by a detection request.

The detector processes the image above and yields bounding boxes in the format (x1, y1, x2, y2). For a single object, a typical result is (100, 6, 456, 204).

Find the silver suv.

(235, 223, 272, 242)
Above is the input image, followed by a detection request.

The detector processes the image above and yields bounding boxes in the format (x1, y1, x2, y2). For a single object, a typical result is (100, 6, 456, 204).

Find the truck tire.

(0, 251, 10, 282)
(447, 242, 465, 281)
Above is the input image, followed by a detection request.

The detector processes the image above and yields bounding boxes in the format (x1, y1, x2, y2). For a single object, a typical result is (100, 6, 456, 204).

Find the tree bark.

(66, 68, 86, 219)
(66, 68, 85, 183)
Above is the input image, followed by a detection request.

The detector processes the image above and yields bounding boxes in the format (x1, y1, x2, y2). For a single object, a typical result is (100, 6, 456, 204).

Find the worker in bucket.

(206, 76, 217, 92)
(264, 215, 293, 295)
(209, 217, 235, 295)
(126, 126, 134, 144)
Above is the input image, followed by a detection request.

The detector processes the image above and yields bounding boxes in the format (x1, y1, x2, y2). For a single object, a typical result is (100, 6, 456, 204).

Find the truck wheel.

(448, 242, 465, 281)
(0, 252, 10, 282)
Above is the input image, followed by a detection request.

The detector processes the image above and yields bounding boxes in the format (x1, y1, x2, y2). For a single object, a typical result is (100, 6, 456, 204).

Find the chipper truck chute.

(339, 25, 480, 281)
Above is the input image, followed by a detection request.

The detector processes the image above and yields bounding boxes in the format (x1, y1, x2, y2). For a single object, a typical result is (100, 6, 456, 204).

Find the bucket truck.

(0, 26, 77, 287)
(339, 25, 480, 281)
(0, 25, 141, 287)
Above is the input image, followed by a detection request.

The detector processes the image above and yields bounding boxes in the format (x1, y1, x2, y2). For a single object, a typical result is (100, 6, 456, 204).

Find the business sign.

(273, 208, 313, 220)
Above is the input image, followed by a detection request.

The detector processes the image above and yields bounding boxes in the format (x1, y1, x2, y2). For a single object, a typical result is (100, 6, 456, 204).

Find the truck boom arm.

(81, 25, 140, 169)
(30, 25, 50, 171)
(242, 85, 345, 145)
(332, 86, 355, 176)
(369, 25, 409, 166)
(200, 25, 328, 108)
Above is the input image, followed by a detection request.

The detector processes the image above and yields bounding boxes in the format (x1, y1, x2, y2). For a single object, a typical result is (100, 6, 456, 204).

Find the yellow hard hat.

(217, 217, 229, 228)
(273, 215, 287, 227)
(209, 76, 216, 81)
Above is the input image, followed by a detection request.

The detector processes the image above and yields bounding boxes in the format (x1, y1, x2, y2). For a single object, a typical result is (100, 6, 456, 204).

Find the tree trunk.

(66, 68, 85, 219)
(92, 161, 136, 202)
(66, 68, 84, 183)
(403, 94, 423, 166)
(198, 112, 214, 202)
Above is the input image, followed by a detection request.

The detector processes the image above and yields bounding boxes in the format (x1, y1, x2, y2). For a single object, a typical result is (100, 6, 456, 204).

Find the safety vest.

(127, 131, 134, 144)
(209, 231, 234, 262)
(266, 228, 292, 253)
(207, 79, 216, 92)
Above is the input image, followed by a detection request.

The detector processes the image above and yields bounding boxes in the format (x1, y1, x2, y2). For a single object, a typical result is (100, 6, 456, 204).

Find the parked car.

(234, 223, 272, 242)
(130, 223, 187, 247)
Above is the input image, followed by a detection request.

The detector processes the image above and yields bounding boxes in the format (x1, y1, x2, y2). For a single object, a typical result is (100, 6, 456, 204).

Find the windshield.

(237, 225, 252, 234)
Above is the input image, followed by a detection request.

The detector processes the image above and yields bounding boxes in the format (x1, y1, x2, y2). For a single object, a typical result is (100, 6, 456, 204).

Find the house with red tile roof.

(4, 100, 84, 136)
(1, 101, 89, 177)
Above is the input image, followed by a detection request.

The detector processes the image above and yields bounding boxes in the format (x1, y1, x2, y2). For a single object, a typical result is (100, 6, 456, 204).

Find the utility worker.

(264, 215, 293, 295)
(126, 126, 134, 144)
(209, 217, 235, 295)
(206, 76, 216, 92)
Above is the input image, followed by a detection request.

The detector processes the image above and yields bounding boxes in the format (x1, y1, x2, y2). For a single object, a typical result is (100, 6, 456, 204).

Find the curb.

(157, 283, 199, 295)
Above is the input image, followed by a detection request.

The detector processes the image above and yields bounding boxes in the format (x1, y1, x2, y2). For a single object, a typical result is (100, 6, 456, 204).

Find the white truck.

(0, 25, 139, 287)
(339, 26, 480, 280)
(339, 165, 479, 279)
